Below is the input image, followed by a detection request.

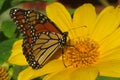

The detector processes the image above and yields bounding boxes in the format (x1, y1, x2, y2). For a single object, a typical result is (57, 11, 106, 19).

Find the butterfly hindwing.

(32, 32, 63, 66)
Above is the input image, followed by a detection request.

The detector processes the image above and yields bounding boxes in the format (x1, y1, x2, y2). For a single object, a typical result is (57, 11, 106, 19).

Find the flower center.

(63, 37, 100, 68)
(0, 66, 9, 80)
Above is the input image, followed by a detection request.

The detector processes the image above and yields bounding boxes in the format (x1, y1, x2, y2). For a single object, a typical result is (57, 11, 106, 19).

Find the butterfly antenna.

(68, 26, 87, 31)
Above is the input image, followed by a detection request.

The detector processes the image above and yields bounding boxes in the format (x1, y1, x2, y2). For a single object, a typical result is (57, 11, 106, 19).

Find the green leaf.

(41, 0, 55, 2)
(0, 39, 16, 64)
(0, 0, 34, 15)
(0, 0, 5, 10)
(0, 0, 12, 15)
(68, 8, 75, 15)
(11, 0, 34, 6)
(1, 21, 17, 38)
(97, 76, 120, 80)
(11, 65, 27, 80)
(0, 31, 8, 42)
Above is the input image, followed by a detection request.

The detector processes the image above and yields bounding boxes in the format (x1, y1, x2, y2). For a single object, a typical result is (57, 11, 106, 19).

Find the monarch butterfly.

(10, 8, 68, 69)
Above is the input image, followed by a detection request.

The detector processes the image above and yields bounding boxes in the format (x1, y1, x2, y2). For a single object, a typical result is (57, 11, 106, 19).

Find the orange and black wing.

(10, 8, 67, 69)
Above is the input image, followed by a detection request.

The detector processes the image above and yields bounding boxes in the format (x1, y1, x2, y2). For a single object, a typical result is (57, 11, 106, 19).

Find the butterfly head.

(61, 32, 68, 46)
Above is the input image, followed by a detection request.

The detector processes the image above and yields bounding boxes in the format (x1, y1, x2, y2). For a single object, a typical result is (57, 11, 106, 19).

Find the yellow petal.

(46, 2, 72, 32)
(18, 59, 65, 80)
(95, 60, 120, 77)
(44, 72, 59, 80)
(91, 6, 120, 42)
(98, 46, 120, 63)
(8, 40, 27, 65)
(73, 4, 96, 37)
(44, 67, 98, 80)
(44, 68, 75, 80)
(71, 67, 98, 80)
(99, 28, 120, 53)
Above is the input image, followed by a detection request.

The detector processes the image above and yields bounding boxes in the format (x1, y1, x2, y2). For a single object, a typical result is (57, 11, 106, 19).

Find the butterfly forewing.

(10, 9, 30, 38)
(10, 8, 34, 56)
(10, 8, 68, 69)
(24, 9, 62, 34)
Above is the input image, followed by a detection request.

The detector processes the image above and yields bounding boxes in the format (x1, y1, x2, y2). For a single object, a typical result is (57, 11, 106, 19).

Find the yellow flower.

(8, 2, 120, 80)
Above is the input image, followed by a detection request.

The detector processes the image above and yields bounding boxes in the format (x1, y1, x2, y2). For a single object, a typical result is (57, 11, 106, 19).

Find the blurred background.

(0, 0, 119, 80)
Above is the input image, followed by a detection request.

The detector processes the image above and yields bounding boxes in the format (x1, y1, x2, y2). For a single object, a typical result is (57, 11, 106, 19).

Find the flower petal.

(43, 68, 75, 80)
(99, 28, 120, 53)
(71, 67, 98, 80)
(46, 2, 72, 32)
(44, 67, 98, 80)
(73, 4, 96, 37)
(8, 40, 27, 65)
(98, 46, 120, 63)
(96, 60, 120, 77)
(91, 6, 120, 42)
(18, 59, 65, 80)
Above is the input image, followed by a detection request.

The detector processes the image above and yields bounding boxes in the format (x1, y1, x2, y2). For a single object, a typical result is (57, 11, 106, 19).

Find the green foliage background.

(0, 0, 120, 80)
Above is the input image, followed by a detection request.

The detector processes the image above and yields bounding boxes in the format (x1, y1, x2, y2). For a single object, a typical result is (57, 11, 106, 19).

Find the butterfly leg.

(61, 46, 67, 68)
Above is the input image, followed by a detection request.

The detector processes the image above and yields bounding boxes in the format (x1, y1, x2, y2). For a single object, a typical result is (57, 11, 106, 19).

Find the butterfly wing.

(32, 32, 63, 67)
(10, 8, 66, 69)
(10, 8, 33, 57)
(24, 9, 63, 35)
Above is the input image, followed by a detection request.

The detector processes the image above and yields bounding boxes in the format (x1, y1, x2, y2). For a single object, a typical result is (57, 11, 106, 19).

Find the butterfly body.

(10, 8, 68, 69)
